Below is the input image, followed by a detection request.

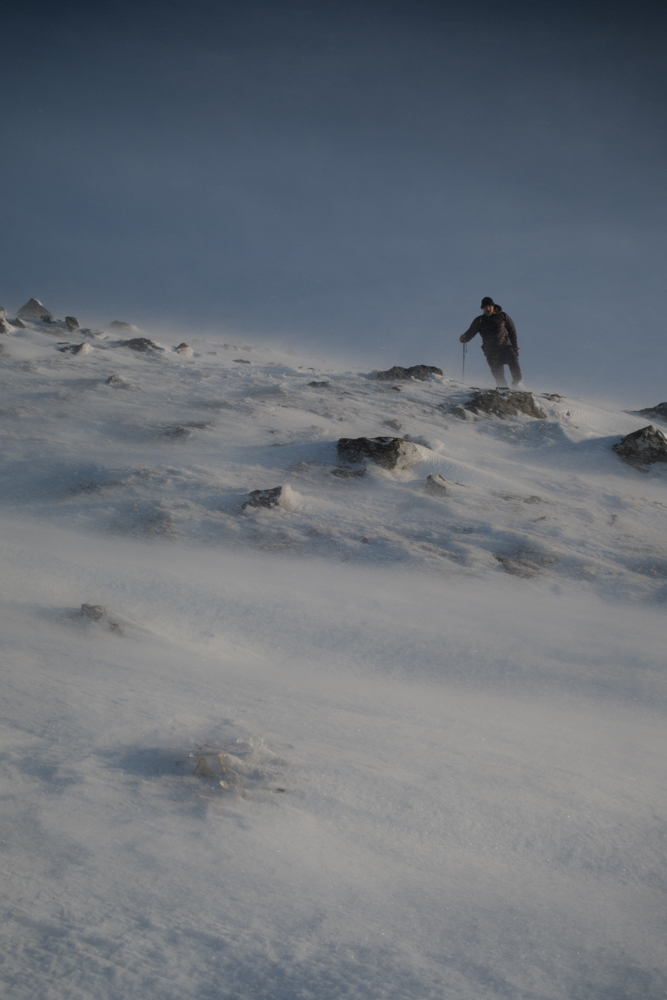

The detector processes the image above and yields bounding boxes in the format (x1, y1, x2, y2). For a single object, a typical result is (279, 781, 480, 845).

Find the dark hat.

(481, 296, 494, 307)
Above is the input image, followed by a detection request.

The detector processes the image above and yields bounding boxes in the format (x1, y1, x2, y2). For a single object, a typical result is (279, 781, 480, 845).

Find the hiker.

(459, 297, 523, 388)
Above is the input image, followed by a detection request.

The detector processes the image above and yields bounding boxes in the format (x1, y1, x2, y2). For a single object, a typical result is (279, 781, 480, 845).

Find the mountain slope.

(0, 317, 666, 1000)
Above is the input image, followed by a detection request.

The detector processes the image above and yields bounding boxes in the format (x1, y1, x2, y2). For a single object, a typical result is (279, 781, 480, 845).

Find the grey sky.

(1, 0, 665, 397)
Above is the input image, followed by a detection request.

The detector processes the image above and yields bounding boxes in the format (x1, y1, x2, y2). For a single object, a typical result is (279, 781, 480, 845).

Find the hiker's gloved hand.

(459, 335, 466, 343)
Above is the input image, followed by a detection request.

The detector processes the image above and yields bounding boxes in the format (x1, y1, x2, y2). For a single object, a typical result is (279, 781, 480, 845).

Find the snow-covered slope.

(1, 316, 666, 999)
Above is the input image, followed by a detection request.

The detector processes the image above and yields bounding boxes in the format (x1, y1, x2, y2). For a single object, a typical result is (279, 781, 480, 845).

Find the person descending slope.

(459, 297, 523, 388)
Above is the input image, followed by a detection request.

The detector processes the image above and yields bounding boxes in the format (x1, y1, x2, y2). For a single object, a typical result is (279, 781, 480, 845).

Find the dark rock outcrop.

(308, 381, 329, 388)
(636, 402, 667, 422)
(612, 425, 667, 467)
(105, 375, 125, 384)
(175, 342, 193, 355)
(65, 316, 80, 331)
(233, 358, 251, 364)
(465, 390, 546, 419)
(242, 485, 301, 511)
(337, 436, 422, 470)
(0, 319, 11, 334)
(9, 318, 26, 328)
(377, 365, 443, 381)
(116, 337, 164, 352)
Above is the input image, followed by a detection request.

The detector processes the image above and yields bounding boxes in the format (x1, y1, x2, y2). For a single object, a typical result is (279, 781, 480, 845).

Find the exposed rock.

(81, 603, 106, 621)
(116, 337, 164, 352)
(496, 556, 540, 578)
(337, 436, 422, 470)
(105, 375, 125, 384)
(331, 467, 366, 478)
(175, 342, 193, 355)
(0, 319, 11, 334)
(636, 402, 667, 422)
(79, 603, 123, 634)
(17, 297, 55, 321)
(65, 316, 79, 331)
(308, 381, 330, 388)
(233, 358, 251, 364)
(541, 393, 563, 401)
(443, 404, 471, 420)
(425, 473, 448, 494)
(383, 419, 402, 430)
(9, 318, 26, 328)
(242, 484, 302, 511)
(377, 364, 443, 381)
(58, 342, 92, 355)
(0, 306, 5, 319)
(465, 390, 546, 419)
(612, 425, 667, 467)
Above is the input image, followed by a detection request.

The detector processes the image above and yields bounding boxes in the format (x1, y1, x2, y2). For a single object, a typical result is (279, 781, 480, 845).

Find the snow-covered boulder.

(377, 364, 443, 381)
(65, 316, 79, 331)
(337, 436, 423, 470)
(465, 390, 546, 419)
(175, 342, 193, 356)
(612, 425, 667, 467)
(16, 297, 55, 321)
(242, 485, 302, 512)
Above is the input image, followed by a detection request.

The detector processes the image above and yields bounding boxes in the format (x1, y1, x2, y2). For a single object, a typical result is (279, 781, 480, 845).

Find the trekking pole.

(462, 342, 467, 382)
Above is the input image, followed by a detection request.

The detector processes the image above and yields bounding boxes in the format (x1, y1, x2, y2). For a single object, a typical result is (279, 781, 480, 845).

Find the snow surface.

(1, 317, 666, 999)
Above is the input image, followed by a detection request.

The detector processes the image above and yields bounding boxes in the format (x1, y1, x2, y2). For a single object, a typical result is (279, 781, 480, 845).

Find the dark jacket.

(461, 312, 518, 355)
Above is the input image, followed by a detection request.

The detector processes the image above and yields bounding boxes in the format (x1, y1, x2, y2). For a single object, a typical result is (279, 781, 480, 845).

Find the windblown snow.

(1, 310, 666, 1000)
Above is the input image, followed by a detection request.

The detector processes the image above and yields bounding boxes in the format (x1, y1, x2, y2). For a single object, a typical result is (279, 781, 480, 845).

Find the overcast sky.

(1, 0, 665, 398)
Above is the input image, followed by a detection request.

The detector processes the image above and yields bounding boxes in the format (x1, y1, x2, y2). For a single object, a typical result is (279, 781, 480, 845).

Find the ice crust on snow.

(0, 314, 666, 1000)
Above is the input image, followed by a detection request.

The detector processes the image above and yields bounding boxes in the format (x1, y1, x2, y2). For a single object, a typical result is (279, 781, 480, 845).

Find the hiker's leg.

(508, 352, 523, 387)
(486, 354, 508, 387)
